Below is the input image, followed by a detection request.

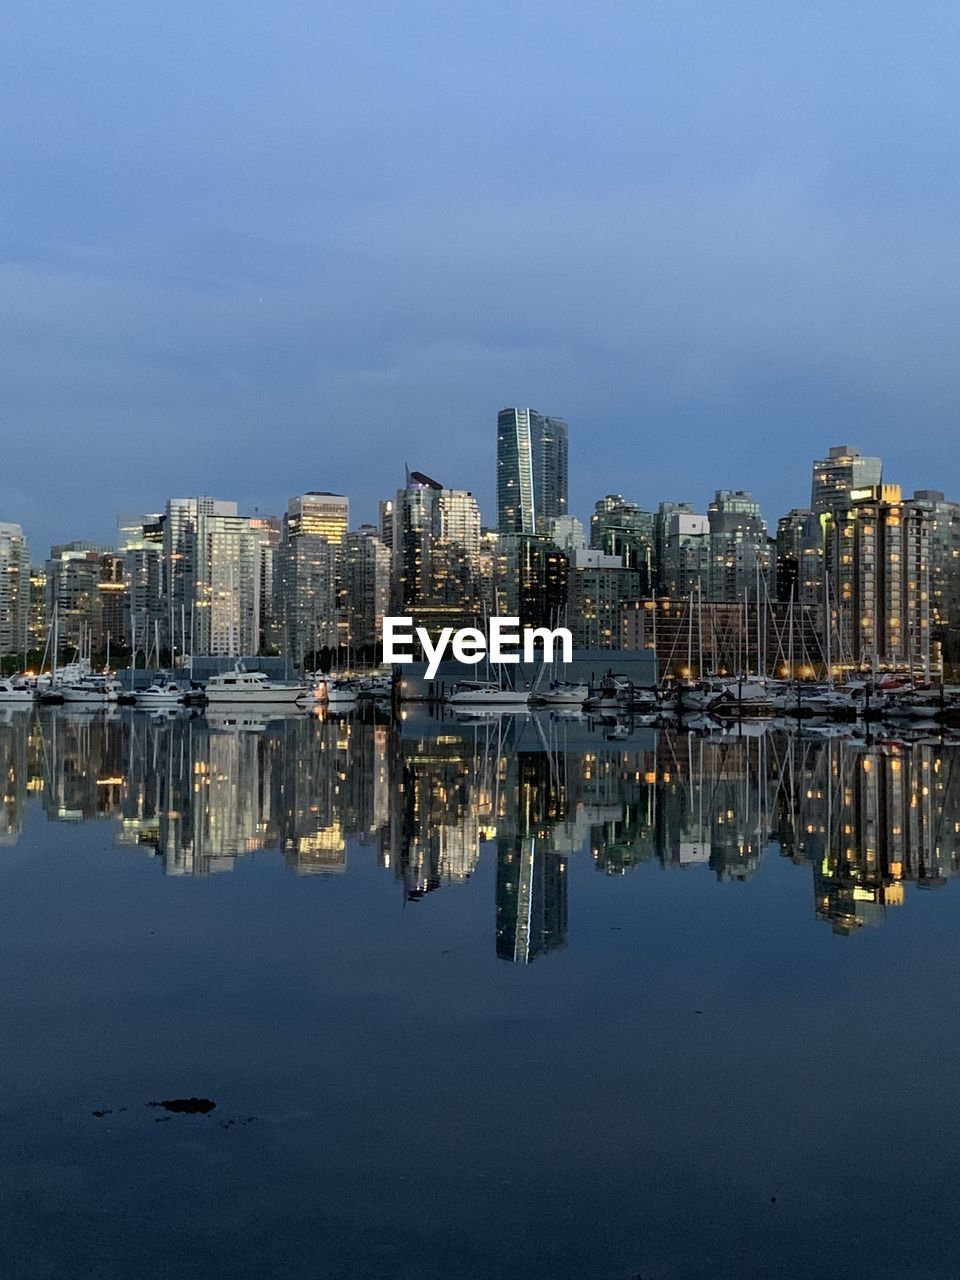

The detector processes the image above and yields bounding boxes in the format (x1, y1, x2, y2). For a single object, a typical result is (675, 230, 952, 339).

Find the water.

(2, 705, 959, 1279)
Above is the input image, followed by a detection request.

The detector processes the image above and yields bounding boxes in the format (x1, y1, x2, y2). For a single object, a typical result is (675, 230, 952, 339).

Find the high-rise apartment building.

(823, 484, 932, 671)
(393, 471, 481, 627)
(378, 499, 395, 552)
(46, 541, 104, 648)
(497, 408, 568, 535)
(541, 516, 585, 556)
(568, 549, 644, 649)
(279, 494, 348, 664)
(118, 513, 164, 649)
(653, 502, 708, 597)
(707, 490, 772, 603)
(590, 496, 654, 594)
(163, 498, 269, 657)
(493, 534, 569, 629)
(775, 508, 824, 606)
(341, 526, 391, 652)
(910, 491, 960, 637)
(0, 522, 30, 659)
(811, 445, 883, 515)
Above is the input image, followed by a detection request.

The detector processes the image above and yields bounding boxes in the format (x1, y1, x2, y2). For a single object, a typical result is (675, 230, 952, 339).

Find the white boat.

(204, 666, 308, 705)
(59, 674, 123, 704)
(133, 680, 185, 708)
(537, 681, 589, 706)
(358, 674, 392, 698)
(446, 680, 529, 707)
(325, 678, 361, 705)
(0, 678, 35, 704)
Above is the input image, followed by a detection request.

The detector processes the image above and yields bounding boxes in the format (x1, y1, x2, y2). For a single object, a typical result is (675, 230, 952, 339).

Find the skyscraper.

(341, 526, 391, 652)
(497, 408, 568, 534)
(279, 494, 348, 664)
(707, 490, 772, 602)
(656, 504, 709, 598)
(811, 445, 883, 515)
(392, 470, 481, 626)
(163, 498, 269, 657)
(590, 495, 654, 593)
(822, 483, 932, 671)
(0, 523, 30, 659)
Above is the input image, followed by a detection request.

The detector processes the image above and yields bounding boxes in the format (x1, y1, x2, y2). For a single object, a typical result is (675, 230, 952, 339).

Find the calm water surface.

(2, 706, 959, 1279)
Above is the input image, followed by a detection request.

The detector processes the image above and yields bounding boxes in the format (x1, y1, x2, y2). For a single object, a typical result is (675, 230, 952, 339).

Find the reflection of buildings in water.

(9, 712, 960, 943)
(797, 741, 960, 934)
(0, 711, 41, 845)
(390, 733, 485, 898)
(496, 752, 569, 963)
(585, 734, 774, 881)
(41, 712, 127, 826)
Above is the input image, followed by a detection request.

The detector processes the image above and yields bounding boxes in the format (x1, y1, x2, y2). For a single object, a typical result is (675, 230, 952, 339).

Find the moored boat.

(447, 680, 529, 707)
(204, 666, 308, 705)
(0, 678, 35, 704)
(133, 680, 185, 708)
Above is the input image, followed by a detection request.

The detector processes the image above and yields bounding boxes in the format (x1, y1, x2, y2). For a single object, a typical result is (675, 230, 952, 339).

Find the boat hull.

(205, 688, 306, 705)
(447, 692, 529, 706)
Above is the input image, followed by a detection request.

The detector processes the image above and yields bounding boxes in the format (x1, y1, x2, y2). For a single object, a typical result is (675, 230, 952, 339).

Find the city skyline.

(0, 425, 947, 565)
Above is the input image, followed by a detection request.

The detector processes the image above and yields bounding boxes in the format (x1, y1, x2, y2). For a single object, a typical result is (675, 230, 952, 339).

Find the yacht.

(536, 680, 589, 707)
(59, 674, 124, 704)
(204, 667, 308, 705)
(447, 680, 529, 707)
(358, 674, 393, 699)
(325, 677, 361, 705)
(133, 680, 185, 708)
(0, 678, 35, 704)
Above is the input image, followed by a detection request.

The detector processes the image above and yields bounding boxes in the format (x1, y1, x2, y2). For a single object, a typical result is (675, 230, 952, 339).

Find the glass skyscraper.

(497, 408, 568, 534)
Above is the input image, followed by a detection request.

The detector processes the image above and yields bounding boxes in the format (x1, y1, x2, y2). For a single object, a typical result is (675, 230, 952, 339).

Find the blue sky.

(2, 1, 958, 553)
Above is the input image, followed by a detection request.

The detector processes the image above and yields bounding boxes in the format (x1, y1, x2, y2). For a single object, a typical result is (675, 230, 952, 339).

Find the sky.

(2, 0, 959, 555)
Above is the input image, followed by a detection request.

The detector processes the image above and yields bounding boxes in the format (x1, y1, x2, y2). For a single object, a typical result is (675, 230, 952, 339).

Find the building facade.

(707, 489, 772, 603)
(590, 495, 654, 594)
(811, 445, 883, 516)
(496, 408, 568, 535)
(0, 522, 30, 660)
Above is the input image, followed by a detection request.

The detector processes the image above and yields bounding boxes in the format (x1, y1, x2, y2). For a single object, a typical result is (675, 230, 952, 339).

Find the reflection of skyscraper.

(495, 752, 568, 963)
(497, 408, 568, 535)
(390, 729, 482, 899)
